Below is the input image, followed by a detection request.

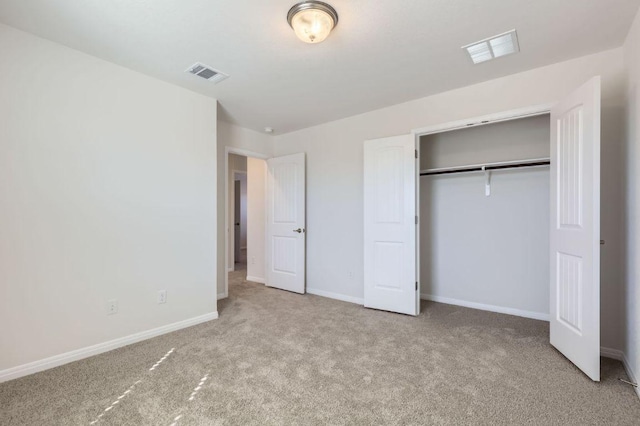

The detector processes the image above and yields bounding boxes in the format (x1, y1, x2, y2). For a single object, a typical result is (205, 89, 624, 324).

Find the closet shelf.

(419, 157, 550, 176)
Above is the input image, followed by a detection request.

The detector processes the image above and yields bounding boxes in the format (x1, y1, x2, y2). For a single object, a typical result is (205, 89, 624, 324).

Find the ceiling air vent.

(462, 30, 520, 64)
(186, 63, 229, 83)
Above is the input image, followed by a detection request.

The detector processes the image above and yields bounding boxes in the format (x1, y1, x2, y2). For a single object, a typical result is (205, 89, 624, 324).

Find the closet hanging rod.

(420, 157, 550, 177)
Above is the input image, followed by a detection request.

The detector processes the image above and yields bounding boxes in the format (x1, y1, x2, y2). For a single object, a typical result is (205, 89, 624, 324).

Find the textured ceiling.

(1, 0, 638, 134)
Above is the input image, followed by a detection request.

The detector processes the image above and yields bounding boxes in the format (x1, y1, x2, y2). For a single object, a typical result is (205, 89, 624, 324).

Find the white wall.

(623, 8, 640, 391)
(421, 171, 549, 318)
(247, 158, 267, 283)
(0, 24, 218, 373)
(420, 114, 551, 169)
(273, 47, 626, 350)
(420, 116, 550, 319)
(217, 121, 272, 296)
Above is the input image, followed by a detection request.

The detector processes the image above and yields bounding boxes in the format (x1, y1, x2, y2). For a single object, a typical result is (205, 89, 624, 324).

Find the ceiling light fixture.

(287, 1, 338, 44)
(462, 30, 520, 64)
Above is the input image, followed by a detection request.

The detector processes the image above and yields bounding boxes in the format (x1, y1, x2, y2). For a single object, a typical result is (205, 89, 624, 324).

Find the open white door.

(364, 135, 418, 316)
(550, 76, 601, 381)
(266, 153, 306, 294)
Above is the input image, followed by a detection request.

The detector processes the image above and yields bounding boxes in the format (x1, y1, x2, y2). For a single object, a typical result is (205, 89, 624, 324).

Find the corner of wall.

(621, 5, 640, 398)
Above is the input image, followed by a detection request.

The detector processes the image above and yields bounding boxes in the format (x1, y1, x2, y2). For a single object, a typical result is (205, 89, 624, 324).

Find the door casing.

(223, 147, 270, 300)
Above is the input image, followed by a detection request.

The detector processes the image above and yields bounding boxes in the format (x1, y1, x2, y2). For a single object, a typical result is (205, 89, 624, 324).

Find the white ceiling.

(1, 0, 638, 134)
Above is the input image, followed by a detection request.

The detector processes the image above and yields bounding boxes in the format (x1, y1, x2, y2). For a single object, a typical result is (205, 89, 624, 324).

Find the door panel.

(266, 153, 306, 294)
(550, 76, 601, 381)
(364, 135, 418, 315)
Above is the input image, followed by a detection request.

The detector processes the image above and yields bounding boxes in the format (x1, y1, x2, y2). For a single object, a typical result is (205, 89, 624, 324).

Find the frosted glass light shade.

(287, 2, 338, 44)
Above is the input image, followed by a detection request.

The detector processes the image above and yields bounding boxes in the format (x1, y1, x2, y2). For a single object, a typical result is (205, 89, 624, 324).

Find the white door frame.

(411, 103, 554, 138)
(224, 147, 269, 299)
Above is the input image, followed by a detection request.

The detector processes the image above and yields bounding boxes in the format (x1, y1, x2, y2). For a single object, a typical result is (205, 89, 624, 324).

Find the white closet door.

(550, 76, 601, 381)
(266, 153, 306, 294)
(363, 135, 418, 316)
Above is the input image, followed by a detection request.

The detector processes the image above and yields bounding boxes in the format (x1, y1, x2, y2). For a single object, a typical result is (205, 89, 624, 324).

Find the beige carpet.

(1, 269, 639, 425)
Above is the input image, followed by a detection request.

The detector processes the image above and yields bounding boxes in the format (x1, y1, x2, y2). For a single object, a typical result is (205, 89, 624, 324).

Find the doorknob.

(293, 228, 305, 233)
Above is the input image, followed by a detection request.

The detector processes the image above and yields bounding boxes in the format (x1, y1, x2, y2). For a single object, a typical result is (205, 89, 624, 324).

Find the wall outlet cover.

(107, 299, 118, 315)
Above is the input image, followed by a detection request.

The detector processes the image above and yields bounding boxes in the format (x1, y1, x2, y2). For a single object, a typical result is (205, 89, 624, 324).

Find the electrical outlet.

(107, 299, 118, 315)
(157, 290, 167, 304)
(348, 271, 354, 280)
(251, 257, 256, 265)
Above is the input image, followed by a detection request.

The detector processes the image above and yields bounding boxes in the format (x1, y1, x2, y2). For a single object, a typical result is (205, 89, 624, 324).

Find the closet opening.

(419, 113, 551, 321)
(361, 78, 601, 378)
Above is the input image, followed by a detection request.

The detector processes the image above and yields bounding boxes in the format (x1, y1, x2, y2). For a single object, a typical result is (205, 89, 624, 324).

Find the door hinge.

(415, 215, 418, 225)
(415, 281, 418, 291)
(415, 149, 418, 159)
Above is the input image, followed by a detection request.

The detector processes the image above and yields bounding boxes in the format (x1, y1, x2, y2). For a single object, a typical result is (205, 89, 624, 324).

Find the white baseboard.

(217, 292, 228, 300)
(601, 346, 640, 399)
(622, 351, 639, 399)
(421, 294, 549, 321)
(246, 275, 265, 284)
(0, 311, 218, 384)
(307, 288, 364, 305)
(600, 346, 624, 360)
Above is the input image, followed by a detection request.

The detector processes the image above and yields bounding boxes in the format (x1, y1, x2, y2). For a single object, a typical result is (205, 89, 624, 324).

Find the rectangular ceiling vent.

(186, 63, 229, 83)
(462, 30, 520, 64)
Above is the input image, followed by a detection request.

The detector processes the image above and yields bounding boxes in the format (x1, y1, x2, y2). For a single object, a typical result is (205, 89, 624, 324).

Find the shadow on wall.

(601, 103, 627, 350)
(420, 176, 435, 297)
(619, 79, 636, 357)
